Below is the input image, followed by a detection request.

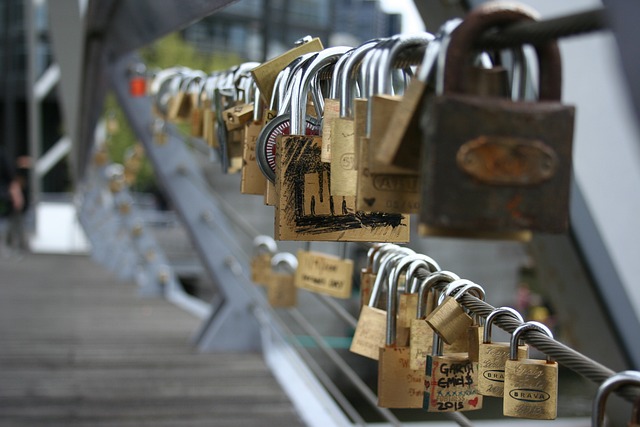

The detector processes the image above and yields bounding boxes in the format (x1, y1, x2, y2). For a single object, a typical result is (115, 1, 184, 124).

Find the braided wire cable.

(414, 267, 639, 403)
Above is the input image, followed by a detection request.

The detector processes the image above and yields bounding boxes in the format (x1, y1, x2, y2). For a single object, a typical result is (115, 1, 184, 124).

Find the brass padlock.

(250, 236, 278, 286)
(266, 252, 298, 308)
(423, 327, 483, 412)
(478, 307, 526, 397)
(241, 86, 268, 195)
(320, 50, 352, 163)
(274, 49, 409, 242)
(592, 370, 640, 427)
(350, 249, 412, 360)
(330, 40, 379, 196)
(377, 259, 424, 408)
(395, 255, 440, 329)
(420, 3, 575, 238)
(355, 43, 421, 214)
(426, 279, 485, 345)
(504, 321, 558, 420)
(409, 270, 459, 371)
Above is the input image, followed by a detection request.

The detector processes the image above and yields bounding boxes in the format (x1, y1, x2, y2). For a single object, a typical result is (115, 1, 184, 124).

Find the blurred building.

(182, 0, 401, 61)
(0, 0, 68, 192)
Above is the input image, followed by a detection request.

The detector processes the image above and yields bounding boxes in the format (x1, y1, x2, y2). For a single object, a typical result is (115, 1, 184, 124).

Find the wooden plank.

(0, 254, 304, 426)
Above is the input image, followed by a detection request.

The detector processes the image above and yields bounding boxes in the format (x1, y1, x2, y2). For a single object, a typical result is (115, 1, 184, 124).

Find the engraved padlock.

(377, 260, 424, 408)
(409, 270, 459, 371)
(503, 321, 558, 419)
(592, 370, 640, 427)
(420, 3, 575, 238)
(426, 279, 485, 345)
(478, 307, 526, 397)
(423, 320, 483, 412)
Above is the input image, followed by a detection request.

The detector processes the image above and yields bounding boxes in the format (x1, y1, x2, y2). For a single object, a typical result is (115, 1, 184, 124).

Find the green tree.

(103, 31, 243, 192)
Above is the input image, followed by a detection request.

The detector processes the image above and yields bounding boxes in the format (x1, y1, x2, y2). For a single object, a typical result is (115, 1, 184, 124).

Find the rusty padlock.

(420, 3, 575, 238)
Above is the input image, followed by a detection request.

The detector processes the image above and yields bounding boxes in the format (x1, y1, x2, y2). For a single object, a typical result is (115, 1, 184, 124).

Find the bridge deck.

(0, 254, 304, 427)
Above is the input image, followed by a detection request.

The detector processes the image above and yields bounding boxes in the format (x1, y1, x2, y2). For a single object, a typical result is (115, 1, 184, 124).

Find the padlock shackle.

(339, 39, 382, 118)
(444, 3, 562, 101)
(277, 52, 318, 115)
(385, 264, 403, 346)
(437, 279, 485, 305)
(509, 321, 553, 361)
(417, 271, 459, 319)
(366, 244, 384, 270)
(378, 33, 434, 95)
(592, 370, 640, 427)
(392, 254, 441, 294)
(253, 235, 277, 256)
(271, 252, 298, 274)
(368, 248, 414, 308)
(371, 243, 400, 273)
(330, 48, 354, 100)
(290, 46, 352, 135)
(417, 19, 461, 84)
(483, 306, 524, 344)
(406, 257, 441, 294)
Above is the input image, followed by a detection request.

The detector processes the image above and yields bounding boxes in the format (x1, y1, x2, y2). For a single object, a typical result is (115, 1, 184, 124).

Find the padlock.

(294, 245, 354, 299)
(423, 323, 483, 412)
(169, 72, 206, 122)
(478, 307, 526, 397)
(255, 52, 320, 184)
(378, 259, 424, 408)
(320, 49, 353, 163)
(355, 41, 422, 214)
(350, 248, 412, 360)
(266, 252, 298, 308)
(376, 20, 461, 171)
(250, 235, 278, 286)
(368, 33, 433, 176)
(409, 270, 459, 371)
(503, 321, 558, 419)
(189, 77, 209, 138)
(360, 243, 403, 309)
(150, 67, 187, 119)
(241, 85, 269, 195)
(420, 3, 575, 238)
(592, 370, 640, 427)
(394, 255, 440, 329)
(128, 62, 147, 97)
(330, 39, 380, 196)
(274, 48, 410, 242)
(426, 279, 485, 345)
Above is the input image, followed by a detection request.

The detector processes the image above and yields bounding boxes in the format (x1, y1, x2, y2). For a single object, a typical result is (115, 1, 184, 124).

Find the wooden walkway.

(0, 254, 304, 427)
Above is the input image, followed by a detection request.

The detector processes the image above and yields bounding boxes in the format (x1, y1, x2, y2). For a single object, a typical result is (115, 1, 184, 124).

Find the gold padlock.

(504, 321, 558, 420)
(425, 279, 485, 345)
(394, 254, 440, 329)
(423, 327, 483, 412)
(478, 307, 526, 397)
(409, 270, 459, 371)
(266, 252, 298, 308)
(377, 259, 424, 408)
(350, 248, 412, 360)
(592, 370, 640, 427)
(250, 236, 277, 286)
